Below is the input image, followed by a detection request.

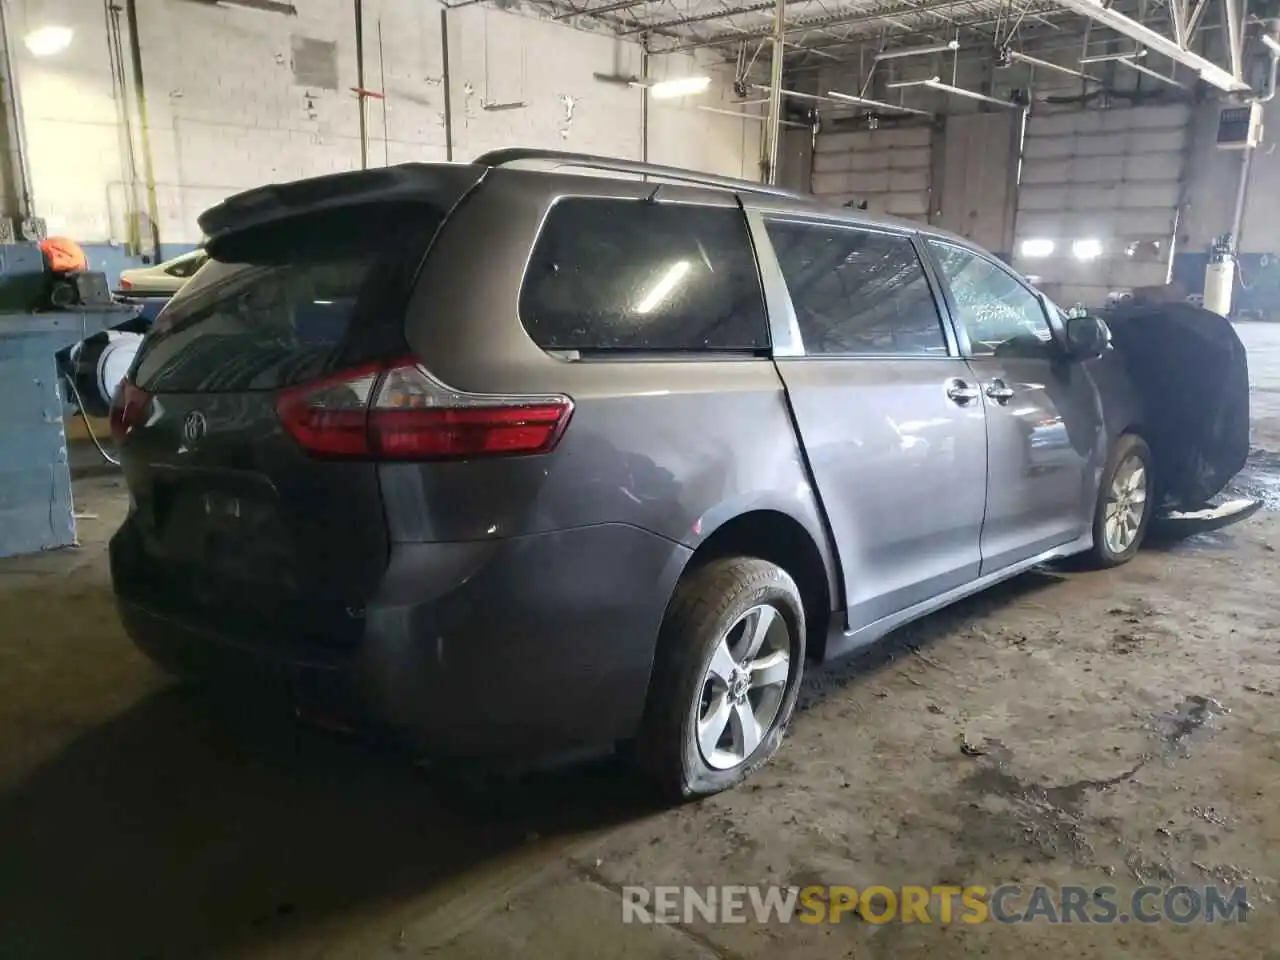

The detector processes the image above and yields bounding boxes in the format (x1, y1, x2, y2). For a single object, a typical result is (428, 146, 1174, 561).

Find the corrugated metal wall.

(1011, 104, 1191, 307)
(811, 125, 933, 221)
(934, 112, 1019, 257)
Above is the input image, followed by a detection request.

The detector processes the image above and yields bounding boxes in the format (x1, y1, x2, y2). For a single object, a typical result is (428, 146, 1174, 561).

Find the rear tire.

(636, 557, 805, 801)
(1081, 433, 1154, 568)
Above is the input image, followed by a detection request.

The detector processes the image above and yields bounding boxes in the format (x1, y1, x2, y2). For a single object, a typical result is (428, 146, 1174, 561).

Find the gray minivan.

(110, 149, 1156, 798)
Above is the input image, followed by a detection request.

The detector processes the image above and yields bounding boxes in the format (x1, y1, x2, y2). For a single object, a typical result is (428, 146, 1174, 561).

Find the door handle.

(945, 379, 980, 405)
(985, 379, 1015, 404)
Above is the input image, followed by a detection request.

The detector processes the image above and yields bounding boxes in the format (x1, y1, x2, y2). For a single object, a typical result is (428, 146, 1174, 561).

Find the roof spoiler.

(197, 163, 486, 246)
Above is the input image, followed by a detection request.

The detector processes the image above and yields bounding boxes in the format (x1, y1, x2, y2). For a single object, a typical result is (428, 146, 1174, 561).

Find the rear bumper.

(112, 522, 691, 758)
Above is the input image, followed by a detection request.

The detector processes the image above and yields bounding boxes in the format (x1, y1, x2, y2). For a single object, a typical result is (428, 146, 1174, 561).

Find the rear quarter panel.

(393, 168, 837, 577)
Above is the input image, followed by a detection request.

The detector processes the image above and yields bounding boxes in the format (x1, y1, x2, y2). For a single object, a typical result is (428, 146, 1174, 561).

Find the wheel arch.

(674, 506, 840, 661)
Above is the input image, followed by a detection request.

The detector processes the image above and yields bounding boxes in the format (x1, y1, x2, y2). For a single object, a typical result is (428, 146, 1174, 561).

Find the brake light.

(275, 359, 574, 460)
(109, 379, 152, 445)
(119, 277, 133, 290)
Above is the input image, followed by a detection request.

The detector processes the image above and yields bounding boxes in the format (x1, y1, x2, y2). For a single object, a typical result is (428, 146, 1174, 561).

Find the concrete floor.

(4, 328, 1280, 960)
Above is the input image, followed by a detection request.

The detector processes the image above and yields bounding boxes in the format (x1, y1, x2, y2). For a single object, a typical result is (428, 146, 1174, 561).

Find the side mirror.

(1063, 313, 1111, 361)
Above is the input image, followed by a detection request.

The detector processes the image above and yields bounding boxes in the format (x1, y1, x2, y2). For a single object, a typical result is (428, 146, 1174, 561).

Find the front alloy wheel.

(1103, 453, 1148, 555)
(1084, 433, 1154, 568)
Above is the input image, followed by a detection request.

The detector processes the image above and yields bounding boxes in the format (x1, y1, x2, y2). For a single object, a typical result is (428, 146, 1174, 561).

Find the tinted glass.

(928, 241, 1053, 357)
(164, 253, 207, 278)
(131, 205, 441, 393)
(519, 198, 768, 352)
(766, 219, 946, 356)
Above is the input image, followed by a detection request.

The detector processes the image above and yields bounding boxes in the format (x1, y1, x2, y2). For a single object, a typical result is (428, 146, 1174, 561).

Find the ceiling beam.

(652, 0, 992, 53)
(553, 0, 657, 20)
(1046, 0, 1250, 91)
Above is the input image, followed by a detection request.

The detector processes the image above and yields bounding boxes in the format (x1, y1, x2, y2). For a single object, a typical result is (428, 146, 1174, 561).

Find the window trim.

(757, 213, 959, 361)
(515, 193, 773, 362)
(923, 237, 1058, 361)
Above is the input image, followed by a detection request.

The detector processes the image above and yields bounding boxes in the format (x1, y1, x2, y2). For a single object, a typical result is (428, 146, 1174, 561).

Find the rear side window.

(766, 219, 947, 356)
(131, 205, 442, 393)
(519, 197, 768, 353)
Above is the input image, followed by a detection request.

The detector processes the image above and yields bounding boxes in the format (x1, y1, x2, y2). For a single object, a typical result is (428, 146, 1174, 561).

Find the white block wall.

(10, 0, 760, 244)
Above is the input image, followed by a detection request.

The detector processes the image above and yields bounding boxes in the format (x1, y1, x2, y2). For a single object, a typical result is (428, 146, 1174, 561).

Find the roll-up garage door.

(1012, 104, 1191, 308)
(811, 125, 933, 222)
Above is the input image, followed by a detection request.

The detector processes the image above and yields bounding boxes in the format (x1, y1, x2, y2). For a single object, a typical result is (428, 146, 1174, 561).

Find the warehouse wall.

(1183, 95, 1280, 255)
(9, 0, 758, 270)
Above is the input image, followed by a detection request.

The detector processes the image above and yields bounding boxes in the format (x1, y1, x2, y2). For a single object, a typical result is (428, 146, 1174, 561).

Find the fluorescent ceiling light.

(1072, 239, 1104, 260)
(696, 105, 807, 128)
(1020, 238, 1056, 258)
(648, 76, 712, 99)
(1005, 50, 1101, 84)
(875, 39, 958, 62)
(825, 90, 932, 116)
(1079, 50, 1146, 64)
(637, 261, 691, 314)
(888, 76, 1022, 108)
(214, 0, 298, 14)
(929, 80, 1022, 108)
(886, 76, 939, 89)
(1116, 58, 1188, 89)
(24, 25, 72, 57)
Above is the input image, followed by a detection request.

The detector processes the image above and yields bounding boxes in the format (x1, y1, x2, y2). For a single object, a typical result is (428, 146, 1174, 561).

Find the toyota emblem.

(182, 410, 208, 443)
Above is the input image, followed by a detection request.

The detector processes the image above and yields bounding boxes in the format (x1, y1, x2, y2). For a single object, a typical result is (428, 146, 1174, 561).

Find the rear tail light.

(109, 379, 153, 445)
(275, 359, 574, 460)
(119, 277, 133, 290)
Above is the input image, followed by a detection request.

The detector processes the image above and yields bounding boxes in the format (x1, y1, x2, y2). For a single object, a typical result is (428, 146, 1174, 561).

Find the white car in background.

(118, 249, 208, 296)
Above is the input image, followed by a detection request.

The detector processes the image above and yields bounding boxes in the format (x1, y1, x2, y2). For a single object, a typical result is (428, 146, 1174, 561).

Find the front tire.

(1082, 433, 1153, 568)
(636, 557, 806, 801)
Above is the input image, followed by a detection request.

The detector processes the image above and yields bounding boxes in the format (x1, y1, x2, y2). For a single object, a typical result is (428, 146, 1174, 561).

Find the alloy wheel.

(695, 604, 793, 771)
(1104, 453, 1148, 555)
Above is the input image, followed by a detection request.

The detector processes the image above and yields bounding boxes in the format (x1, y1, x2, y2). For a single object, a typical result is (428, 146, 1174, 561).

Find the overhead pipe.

(1046, 0, 1249, 91)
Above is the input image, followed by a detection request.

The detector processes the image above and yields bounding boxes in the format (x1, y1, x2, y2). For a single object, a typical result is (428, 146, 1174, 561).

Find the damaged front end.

(1102, 301, 1260, 535)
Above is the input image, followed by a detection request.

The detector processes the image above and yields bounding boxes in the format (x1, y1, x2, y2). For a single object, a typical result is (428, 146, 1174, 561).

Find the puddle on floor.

(1226, 447, 1280, 510)
(1149, 695, 1229, 759)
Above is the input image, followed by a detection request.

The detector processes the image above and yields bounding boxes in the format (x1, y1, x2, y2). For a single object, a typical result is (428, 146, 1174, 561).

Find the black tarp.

(1103, 302, 1250, 508)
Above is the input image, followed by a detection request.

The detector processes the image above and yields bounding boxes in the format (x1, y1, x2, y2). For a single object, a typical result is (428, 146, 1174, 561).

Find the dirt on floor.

(2, 329, 1280, 960)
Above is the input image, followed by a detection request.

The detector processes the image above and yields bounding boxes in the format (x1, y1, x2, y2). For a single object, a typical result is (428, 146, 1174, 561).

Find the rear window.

(131, 204, 441, 393)
(518, 197, 769, 353)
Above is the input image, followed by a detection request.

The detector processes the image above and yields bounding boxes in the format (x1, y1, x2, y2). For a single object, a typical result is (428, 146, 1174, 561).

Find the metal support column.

(641, 45, 650, 164)
(355, 0, 369, 169)
(441, 7, 453, 161)
(764, 0, 785, 185)
(0, 0, 33, 229)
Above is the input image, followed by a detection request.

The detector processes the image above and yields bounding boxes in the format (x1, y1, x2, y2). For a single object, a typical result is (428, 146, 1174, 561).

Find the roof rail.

(473, 148, 810, 201)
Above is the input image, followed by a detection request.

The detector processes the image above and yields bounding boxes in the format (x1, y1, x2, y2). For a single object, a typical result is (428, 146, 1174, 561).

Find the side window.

(764, 219, 947, 356)
(928, 241, 1053, 357)
(165, 253, 207, 279)
(519, 198, 768, 353)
